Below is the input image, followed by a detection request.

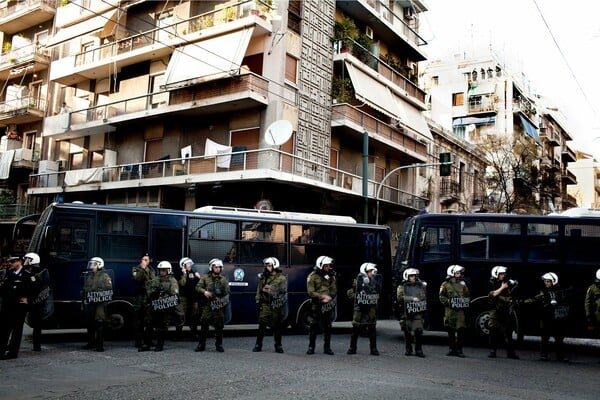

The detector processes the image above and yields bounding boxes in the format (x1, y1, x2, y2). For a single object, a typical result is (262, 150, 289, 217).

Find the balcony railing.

(0, 204, 34, 220)
(0, 42, 50, 69)
(334, 39, 426, 104)
(363, 0, 427, 47)
(71, 0, 266, 68)
(28, 148, 428, 211)
(0, 96, 46, 118)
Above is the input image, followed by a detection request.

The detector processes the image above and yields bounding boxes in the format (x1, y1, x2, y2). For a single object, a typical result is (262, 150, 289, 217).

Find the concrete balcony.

(43, 72, 269, 140)
(0, 0, 55, 34)
(0, 43, 50, 81)
(336, 0, 427, 60)
(0, 96, 46, 125)
(27, 148, 427, 211)
(539, 125, 560, 146)
(331, 103, 427, 163)
(49, 7, 272, 86)
(561, 144, 576, 163)
(561, 168, 577, 185)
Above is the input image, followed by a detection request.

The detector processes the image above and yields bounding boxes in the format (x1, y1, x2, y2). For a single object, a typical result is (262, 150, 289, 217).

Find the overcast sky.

(419, 0, 600, 159)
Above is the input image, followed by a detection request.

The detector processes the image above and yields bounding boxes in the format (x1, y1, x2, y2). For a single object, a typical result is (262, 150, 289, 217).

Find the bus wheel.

(107, 302, 132, 338)
(473, 308, 492, 344)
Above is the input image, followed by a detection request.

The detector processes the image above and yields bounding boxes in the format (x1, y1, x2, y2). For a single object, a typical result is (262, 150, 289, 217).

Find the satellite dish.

(265, 120, 293, 146)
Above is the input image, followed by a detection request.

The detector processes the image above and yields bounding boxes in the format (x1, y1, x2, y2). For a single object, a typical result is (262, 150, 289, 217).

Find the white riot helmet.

(179, 257, 194, 269)
(315, 255, 334, 270)
(403, 268, 419, 281)
(24, 252, 40, 265)
(360, 262, 378, 275)
(157, 260, 172, 274)
(208, 258, 224, 272)
(263, 257, 280, 269)
(491, 266, 508, 278)
(541, 272, 558, 286)
(87, 257, 104, 270)
(596, 268, 600, 281)
(447, 264, 464, 277)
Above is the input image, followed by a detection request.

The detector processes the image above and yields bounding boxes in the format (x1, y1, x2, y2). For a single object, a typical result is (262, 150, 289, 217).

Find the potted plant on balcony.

(333, 16, 358, 53)
(332, 76, 354, 104)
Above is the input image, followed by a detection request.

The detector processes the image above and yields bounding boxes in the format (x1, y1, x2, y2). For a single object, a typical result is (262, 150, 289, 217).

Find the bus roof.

(412, 211, 600, 222)
(46, 202, 368, 226)
(193, 205, 357, 224)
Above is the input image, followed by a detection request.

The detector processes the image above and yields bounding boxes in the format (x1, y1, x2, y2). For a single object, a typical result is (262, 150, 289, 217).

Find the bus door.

(45, 216, 94, 328)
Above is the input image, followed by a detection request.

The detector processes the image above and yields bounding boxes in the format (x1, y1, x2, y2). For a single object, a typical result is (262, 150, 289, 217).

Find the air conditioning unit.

(404, 8, 415, 20)
(365, 26, 373, 39)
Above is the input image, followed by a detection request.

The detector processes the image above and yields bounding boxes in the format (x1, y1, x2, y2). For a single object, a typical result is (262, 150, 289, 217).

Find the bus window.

(240, 221, 286, 264)
(290, 224, 337, 264)
(565, 223, 600, 263)
(526, 223, 560, 262)
(460, 221, 520, 260)
(420, 226, 452, 262)
(97, 212, 148, 258)
(188, 218, 237, 264)
(52, 221, 89, 260)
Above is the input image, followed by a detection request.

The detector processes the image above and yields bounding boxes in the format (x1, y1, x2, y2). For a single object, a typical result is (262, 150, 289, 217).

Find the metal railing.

(29, 148, 427, 210)
(0, 0, 55, 20)
(0, 204, 34, 220)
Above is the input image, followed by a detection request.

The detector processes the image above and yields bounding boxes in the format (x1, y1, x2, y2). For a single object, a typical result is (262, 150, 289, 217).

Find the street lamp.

(375, 161, 453, 224)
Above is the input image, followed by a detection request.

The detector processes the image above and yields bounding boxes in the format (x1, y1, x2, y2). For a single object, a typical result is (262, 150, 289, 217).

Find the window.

(285, 54, 298, 83)
(420, 226, 452, 262)
(526, 223, 559, 262)
(188, 218, 237, 264)
(453, 126, 465, 139)
(431, 76, 439, 86)
(52, 220, 89, 259)
(97, 212, 147, 258)
(460, 221, 520, 260)
(452, 92, 464, 106)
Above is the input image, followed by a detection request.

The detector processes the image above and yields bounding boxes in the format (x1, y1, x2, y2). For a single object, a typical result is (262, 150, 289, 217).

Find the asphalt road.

(1, 321, 599, 400)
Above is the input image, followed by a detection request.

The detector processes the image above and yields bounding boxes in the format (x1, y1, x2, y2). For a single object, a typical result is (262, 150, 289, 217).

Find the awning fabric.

(453, 116, 496, 127)
(395, 96, 432, 140)
(46, 9, 120, 48)
(163, 28, 254, 89)
(344, 61, 431, 139)
(519, 115, 541, 143)
(468, 83, 496, 96)
(344, 62, 399, 120)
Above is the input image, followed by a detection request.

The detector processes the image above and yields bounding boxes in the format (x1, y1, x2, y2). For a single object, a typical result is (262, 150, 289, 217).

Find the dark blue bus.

(394, 211, 600, 341)
(22, 202, 392, 333)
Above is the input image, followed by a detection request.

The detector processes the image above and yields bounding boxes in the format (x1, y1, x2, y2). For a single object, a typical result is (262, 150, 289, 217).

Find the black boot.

(307, 332, 316, 355)
(446, 329, 458, 356)
(82, 327, 95, 350)
(347, 328, 359, 355)
(154, 331, 164, 352)
(95, 321, 105, 352)
(414, 331, 425, 358)
(274, 328, 284, 353)
(215, 330, 224, 352)
(195, 325, 207, 352)
(455, 329, 466, 358)
(32, 327, 42, 351)
(138, 326, 153, 352)
(323, 332, 334, 355)
(369, 329, 379, 356)
(253, 324, 265, 352)
(404, 330, 413, 356)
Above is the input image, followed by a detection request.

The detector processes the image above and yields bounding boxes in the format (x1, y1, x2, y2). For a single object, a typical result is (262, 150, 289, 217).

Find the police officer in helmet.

(306, 255, 337, 355)
(397, 267, 427, 357)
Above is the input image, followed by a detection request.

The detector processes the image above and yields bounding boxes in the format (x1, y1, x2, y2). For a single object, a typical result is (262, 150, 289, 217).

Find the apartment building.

(568, 151, 600, 209)
(0, 0, 55, 250)
(422, 54, 577, 213)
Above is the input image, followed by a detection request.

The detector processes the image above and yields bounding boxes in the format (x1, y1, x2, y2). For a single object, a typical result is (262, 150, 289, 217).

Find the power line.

(532, 0, 600, 125)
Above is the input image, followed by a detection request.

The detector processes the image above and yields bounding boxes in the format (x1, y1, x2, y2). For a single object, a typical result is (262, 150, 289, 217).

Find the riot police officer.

(81, 257, 113, 352)
(253, 257, 288, 353)
(526, 272, 570, 361)
(585, 268, 600, 336)
(176, 257, 201, 340)
(397, 268, 427, 357)
(439, 264, 470, 358)
(132, 253, 155, 348)
(488, 266, 519, 359)
(23, 252, 51, 352)
(346, 262, 382, 356)
(0, 256, 34, 359)
(140, 261, 179, 352)
(195, 258, 230, 352)
(306, 255, 337, 355)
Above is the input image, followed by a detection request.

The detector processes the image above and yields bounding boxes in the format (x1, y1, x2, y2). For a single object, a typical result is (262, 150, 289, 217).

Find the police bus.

(20, 202, 392, 333)
(394, 209, 600, 341)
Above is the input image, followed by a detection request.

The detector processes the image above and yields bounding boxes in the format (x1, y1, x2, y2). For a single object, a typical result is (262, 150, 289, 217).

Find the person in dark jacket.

(132, 253, 155, 348)
(488, 266, 519, 359)
(0, 256, 35, 359)
(176, 257, 201, 340)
